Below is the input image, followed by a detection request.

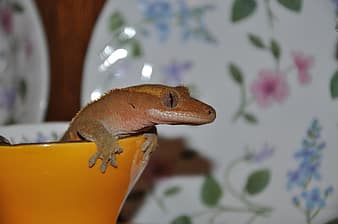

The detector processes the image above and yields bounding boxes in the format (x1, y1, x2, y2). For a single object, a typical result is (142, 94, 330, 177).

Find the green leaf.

(231, 0, 257, 22)
(18, 79, 27, 101)
(248, 34, 265, 49)
(171, 215, 192, 224)
(109, 12, 125, 32)
(325, 218, 338, 224)
(330, 70, 338, 99)
(131, 40, 142, 57)
(164, 186, 181, 197)
(270, 39, 281, 61)
(277, 0, 302, 12)
(244, 169, 270, 195)
(243, 113, 258, 124)
(11, 2, 24, 13)
(228, 63, 244, 85)
(201, 175, 222, 207)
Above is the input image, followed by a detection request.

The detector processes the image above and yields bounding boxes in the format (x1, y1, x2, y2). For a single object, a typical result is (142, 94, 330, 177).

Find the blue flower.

(138, 0, 215, 42)
(144, 1, 172, 20)
(301, 162, 321, 181)
(177, 0, 214, 41)
(251, 143, 275, 163)
(154, 21, 170, 41)
(287, 169, 306, 189)
(302, 139, 313, 148)
(177, 0, 189, 30)
(292, 196, 300, 207)
(324, 186, 334, 197)
(287, 119, 326, 190)
(301, 187, 325, 211)
(139, 0, 173, 41)
(287, 161, 322, 190)
(317, 142, 326, 150)
(294, 147, 321, 163)
(287, 119, 333, 222)
(162, 60, 192, 85)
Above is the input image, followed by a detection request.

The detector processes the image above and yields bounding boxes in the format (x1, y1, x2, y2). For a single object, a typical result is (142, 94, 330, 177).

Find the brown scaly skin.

(61, 84, 216, 173)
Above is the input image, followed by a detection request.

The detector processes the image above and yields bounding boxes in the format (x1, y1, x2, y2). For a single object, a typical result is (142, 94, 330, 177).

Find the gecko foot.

(76, 120, 124, 173)
(88, 151, 118, 173)
(88, 145, 123, 173)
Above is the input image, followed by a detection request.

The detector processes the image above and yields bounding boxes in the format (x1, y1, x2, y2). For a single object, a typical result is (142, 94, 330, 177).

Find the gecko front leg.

(142, 133, 158, 163)
(140, 127, 158, 163)
(76, 120, 122, 173)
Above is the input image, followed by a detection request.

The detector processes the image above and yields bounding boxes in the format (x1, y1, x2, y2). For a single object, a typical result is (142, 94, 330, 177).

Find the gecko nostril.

(208, 109, 213, 115)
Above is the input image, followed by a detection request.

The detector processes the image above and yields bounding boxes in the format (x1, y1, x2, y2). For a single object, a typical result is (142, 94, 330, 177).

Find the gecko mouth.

(148, 109, 216, 125)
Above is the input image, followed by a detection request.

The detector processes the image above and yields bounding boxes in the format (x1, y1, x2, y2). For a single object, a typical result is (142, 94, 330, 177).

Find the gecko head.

(126, 84, 216, 125)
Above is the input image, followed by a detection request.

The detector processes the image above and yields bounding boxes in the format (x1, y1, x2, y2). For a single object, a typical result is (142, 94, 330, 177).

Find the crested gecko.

(61, 84, 216, 173)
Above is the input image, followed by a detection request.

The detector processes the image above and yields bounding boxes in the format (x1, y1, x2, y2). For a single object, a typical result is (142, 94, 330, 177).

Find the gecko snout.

(205, 106, 216, 123)
(192, 102, 216, 124)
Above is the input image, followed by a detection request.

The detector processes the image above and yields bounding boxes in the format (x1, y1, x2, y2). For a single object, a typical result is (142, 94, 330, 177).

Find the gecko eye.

(162, 91, 178, 108)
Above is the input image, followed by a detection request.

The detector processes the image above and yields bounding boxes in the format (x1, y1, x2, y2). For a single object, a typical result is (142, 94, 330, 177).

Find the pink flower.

(0, 6, 13, 35)
(251, 70, 289, 107)
(292, 52, 314, 85)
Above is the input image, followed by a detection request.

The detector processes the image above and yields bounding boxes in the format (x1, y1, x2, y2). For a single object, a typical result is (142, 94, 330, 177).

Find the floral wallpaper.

(94, 0, 338, 223)
(78, 0, 338, 223)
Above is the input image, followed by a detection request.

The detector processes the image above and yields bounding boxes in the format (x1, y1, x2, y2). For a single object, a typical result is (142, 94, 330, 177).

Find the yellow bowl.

(0, 135, 147, 224)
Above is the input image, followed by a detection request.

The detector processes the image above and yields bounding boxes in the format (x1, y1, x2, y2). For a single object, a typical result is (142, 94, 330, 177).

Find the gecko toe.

(100, 163, 107, 173)
(115, 147, 123, 154)
(99, 153, 118, 173)
(88, 152, 100, 168)
(110, 156, 118, 167)
(100, 155, 112, 173)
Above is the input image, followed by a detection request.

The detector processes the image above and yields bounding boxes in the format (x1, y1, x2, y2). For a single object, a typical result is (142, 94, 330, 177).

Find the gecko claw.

(114, 147, 123, 154)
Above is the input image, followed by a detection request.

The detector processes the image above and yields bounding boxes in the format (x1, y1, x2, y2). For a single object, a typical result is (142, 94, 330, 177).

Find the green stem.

(306, 209, 312, 224)
(190, 205, 262, 224)
(247, 214, 258, 224)
(263, 0, 277, 29)
(232, 85, 254, 122)
(151, 194, 166, 212)
(190, 205, 256, 219)
(223, 157, 272, 216)
(232, 85, 246, 121)
(303, 177, 312, 190)
(310, 208, 321, 220)
(218, 205, 260, 213)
